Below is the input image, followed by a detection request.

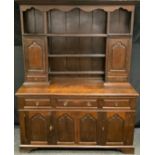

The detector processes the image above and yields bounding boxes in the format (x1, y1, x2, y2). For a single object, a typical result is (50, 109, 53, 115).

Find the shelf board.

(23, 33, 108, 37)
(48, 71, 105, 75)
(23, 33, 132, 37)
(48, 54, 105, 58)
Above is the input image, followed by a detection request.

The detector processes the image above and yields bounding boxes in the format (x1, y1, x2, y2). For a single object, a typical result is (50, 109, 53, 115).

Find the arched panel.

(57, 114, 75, 142)
(106, 114, 124, 144)
(111, 41, 126, 70)
(27, 41, 43, 70)
(30, 113, 48, 141)
(80, 114, 97, 142)
(106, 38, 131, 82)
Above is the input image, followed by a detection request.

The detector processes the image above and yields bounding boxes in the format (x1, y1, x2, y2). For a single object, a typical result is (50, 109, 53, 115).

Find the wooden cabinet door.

(99, 112, 135, 145)
(55, 112, 76, 144)
(55, 111, 99, 145)
(25, 111, 52, 145)
(78, 112, 98, 145)
(23, 37, 48, 82)
(106, 38, 131, 82)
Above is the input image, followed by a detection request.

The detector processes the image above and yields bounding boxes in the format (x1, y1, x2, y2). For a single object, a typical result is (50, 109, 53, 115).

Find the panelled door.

(99, 112, 135, 145)
(23, 37, 48, 82)
(106, 38, 131, 82)
(25, 111, 52, 145)
(55, 111, 99, 145)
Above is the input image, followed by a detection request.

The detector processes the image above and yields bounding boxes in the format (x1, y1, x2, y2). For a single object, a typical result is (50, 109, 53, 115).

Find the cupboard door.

(100, 112, 135, 145)
(55, 112, 76, 144)
(106, 38, 131, 82)
(78, 112, 98, 145)
(25, 111, 51, 145)
(23, 37, 48, 82)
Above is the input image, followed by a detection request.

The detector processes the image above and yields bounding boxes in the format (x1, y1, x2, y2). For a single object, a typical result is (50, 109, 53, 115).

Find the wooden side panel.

(23, 37, 48, 82)
(106, 38, 131, 82)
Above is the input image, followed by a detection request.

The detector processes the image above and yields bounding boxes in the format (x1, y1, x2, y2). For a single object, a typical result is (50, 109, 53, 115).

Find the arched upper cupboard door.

(23, 8, 44, 33)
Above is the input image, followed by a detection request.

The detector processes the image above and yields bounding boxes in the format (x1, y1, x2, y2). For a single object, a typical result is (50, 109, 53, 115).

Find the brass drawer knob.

(87, 102, 91, 107)
(64, 101, 68, 106)
(115, 102, 118, 107)
(102, 127, 104, 131)
(49, 125, 53, 131)
(36, 102, 39, 106)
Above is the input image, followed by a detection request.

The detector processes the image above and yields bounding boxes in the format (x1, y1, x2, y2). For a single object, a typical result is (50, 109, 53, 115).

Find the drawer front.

(24, 97, 51, 108)
(26, 76, 48, 82)
(54, 98, 98, 109)
(101, 98, 131, 109)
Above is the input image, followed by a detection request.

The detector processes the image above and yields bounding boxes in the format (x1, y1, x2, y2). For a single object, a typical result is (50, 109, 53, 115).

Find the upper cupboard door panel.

(23, 8, 44, 33)
(23, 37, 47, 75)
(106, 38, 131, 82)
(47, 8, 107, 34)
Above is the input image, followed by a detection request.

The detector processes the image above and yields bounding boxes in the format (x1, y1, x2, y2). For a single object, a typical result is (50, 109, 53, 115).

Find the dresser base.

(19, 145, 135, 154)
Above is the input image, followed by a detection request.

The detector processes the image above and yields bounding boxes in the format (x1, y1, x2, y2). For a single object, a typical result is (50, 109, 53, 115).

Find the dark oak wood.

(16, 0, 139, 154)
(16, 0, 139, 5)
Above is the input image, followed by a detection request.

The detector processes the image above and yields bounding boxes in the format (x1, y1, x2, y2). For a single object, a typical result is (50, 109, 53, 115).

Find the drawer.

(26, 76, 47, 82)
(54, 98, 98, 109)
(24, 97, 51, 108)
(101, 98, 131, 109)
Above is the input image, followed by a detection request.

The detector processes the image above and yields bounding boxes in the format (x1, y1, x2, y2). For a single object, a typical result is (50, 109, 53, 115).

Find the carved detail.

(106, 114, 124, 143)
(111, 41, 127, 70)
(21, 5, 134, 12)
(57, 114, 75, 142)
(80, 114, 97, 142)
(30, 113, 48, 141)
(27, 41, 43, 70)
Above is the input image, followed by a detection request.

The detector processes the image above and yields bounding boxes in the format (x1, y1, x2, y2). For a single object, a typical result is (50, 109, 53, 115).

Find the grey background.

(14, 2, 140, 127)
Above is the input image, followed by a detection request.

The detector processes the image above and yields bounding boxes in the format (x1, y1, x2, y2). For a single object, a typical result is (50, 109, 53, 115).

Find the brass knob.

(87, 102, 91, 107)
(64, 101, 68, 106)
(36, 102, 39, 106)
(115, 102, 118, 107)
(49, 125, 53, 131)
(102, 127, 104, 131)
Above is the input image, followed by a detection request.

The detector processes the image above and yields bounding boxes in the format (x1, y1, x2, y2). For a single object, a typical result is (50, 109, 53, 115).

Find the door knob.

(36, 102, 39, 106)
(87, 102, 91, 107)
(49, 125, 53, 131)
(64, 101, 68, 106)
(102, 127, 104, 131)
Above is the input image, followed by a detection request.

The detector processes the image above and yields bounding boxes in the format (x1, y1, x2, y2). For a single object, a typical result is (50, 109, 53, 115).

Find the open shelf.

(109, 8, 131, 33)
(48, 71, 105, 75)
(47, 8, 107, 34)
(48, 54, 105, 57)
(48, 37, 106, 55)
(23, 8, 44, 33)
(49, 57, 105, 71)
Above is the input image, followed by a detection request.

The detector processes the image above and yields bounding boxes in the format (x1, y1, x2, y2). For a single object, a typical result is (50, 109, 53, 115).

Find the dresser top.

(16, 81, 138, 96)
(15, 0, 139, 5)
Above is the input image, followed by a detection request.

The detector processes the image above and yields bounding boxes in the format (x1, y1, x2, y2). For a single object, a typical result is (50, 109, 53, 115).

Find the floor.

(14, 126, 140, 155)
